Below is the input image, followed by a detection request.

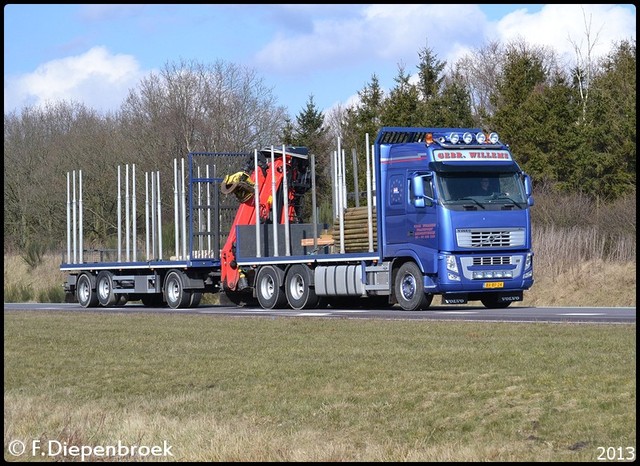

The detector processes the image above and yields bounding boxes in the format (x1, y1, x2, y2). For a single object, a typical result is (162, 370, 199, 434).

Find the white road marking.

(558, 313, 606, 316)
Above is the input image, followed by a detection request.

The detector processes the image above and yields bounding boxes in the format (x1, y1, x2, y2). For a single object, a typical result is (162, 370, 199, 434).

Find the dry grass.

(4, 313, 636, 462)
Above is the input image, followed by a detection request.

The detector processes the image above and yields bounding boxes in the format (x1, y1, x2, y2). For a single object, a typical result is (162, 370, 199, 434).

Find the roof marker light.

(425, 133, 434, 144)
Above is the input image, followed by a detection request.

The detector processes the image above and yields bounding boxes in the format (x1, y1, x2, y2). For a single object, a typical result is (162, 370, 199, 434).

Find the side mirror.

(524, 174, 534, 206)
(411, 174, 433, 208)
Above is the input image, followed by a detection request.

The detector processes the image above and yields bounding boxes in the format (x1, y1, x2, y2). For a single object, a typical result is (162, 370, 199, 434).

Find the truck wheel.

(255, 266, 287, 309)
(189, 292, 202, 308)
(76, 273, 99, 308)
(141, 293, 165, 307)
(164, 270, 192, 309)
(116, 294, 129, 306)
(285, 264, 319, 310)
(481, 295, 512, 309)
(223, 289, 258, 307)
(394, 262, 433, 311)
(96, 271, 118, 306)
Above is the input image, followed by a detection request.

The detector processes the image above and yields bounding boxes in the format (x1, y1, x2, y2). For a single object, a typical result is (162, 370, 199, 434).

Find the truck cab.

(376, 127, 534, 310)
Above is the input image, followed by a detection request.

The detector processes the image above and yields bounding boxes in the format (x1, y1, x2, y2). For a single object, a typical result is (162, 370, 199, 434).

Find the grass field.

(4, 311, 636, 462)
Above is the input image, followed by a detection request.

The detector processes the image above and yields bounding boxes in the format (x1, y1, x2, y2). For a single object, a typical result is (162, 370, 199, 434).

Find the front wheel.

(481, 295, 512, 309)
(394, 262, 433, 311)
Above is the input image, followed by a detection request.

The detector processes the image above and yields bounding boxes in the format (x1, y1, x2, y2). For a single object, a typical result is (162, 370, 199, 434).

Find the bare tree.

(567, 6, 603, 122)
(120, 59, 288, 160)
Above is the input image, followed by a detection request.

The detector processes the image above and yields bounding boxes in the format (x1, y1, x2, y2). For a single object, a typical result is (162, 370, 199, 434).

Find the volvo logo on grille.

(480, 234, 499, 246)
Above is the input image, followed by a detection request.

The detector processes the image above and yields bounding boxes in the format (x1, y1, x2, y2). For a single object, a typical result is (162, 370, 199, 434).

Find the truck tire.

(141, 293, 165, 307)
(189, 292, 202, 308)
(96, 271, 118, 307)
(164, 270, 191, 309)
(255, 266, 287, 309)
(76, 273, 99, 308)
(223, 289, 258, 307)
(394, 262, 433, 311)
(285, 264, 319, 310)
(481, 295, 512, 309)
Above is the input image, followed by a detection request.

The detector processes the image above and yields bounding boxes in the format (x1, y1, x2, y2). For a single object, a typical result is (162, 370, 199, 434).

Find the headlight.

(446, 255, 459, 274)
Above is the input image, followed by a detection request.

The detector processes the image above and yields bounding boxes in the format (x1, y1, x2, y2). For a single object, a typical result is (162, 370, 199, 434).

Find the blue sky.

(4, 4, 636, 117)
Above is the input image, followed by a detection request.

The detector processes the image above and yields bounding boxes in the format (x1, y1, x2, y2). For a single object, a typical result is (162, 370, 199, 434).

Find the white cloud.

(254, 4, 485, 73)
(495, 4, 636, 64)
(4, 46, 144, 114)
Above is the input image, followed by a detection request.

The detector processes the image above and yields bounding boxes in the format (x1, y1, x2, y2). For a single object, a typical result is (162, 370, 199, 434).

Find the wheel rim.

(289, 274, 305, 300)
(97, 277, 110, 301)
(401, 273, 416, 301)
(260, 274, 275, 299)
(167, 278, 180, 303)
(78, 278, 89, 303)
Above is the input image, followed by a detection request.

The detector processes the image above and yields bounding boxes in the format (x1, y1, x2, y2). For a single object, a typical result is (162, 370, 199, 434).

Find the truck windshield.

(435, 172, 528, 207)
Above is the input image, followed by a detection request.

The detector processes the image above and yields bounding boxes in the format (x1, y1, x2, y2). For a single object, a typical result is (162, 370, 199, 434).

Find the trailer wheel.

(141, 293, 165, 307)
(76, 273, 99, 308)
(164, 270, 191, 309)
(96, 271, 118, 307)
(285, 264, 319, 310)
(394, 262, 433, 311)
(255, 266, 287, 309)
(189, 292, 203, 308)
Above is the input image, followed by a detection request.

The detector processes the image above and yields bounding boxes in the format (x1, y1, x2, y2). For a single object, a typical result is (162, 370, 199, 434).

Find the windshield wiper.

(457, 197, 486, 209)
(492, 193, 523, 209)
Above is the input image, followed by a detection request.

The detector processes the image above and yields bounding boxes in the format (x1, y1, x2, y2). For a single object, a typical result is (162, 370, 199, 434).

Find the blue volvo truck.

(61, 126, 534, 311)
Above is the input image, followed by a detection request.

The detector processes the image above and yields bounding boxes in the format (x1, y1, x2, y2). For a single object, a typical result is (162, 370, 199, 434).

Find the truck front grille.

(457, 228, 525, 248)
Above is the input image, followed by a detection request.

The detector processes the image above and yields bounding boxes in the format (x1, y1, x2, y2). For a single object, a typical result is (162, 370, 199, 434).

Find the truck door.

(405, 173, 438, 271)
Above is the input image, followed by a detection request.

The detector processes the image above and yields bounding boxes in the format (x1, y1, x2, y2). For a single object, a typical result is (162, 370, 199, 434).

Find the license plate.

(483, 281, 504, 289)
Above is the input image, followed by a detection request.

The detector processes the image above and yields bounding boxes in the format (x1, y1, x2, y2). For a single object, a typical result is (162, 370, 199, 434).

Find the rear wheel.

(76, 273, 99, 308)
(255, 266, 287, 309)
(285, 264, 319, 310)
(96, 271, 118, 307)
(394, 262, 433, 311)
(164, 270, 191, 309)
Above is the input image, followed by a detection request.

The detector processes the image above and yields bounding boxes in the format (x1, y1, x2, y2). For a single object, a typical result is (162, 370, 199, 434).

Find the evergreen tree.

(380, 64, 421, 126)
(581, 39, 636, 199)
(425, 70, 475, 127)
(416, 44, 445, 102)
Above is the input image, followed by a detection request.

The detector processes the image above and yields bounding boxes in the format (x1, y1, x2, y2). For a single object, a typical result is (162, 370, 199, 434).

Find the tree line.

(3, 37, 636, 254)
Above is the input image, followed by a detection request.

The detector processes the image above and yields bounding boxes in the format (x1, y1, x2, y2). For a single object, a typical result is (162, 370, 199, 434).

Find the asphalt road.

(3, 302, 636, 324)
